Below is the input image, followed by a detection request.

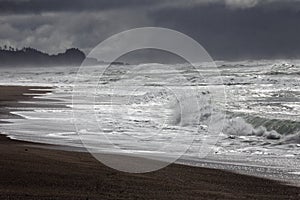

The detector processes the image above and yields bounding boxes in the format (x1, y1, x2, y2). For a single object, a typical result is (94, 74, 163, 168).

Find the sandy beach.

(0, 85, 299, 200)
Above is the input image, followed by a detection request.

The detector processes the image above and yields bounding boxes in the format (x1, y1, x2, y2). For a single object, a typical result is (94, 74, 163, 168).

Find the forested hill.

(0, 47, 86, 67)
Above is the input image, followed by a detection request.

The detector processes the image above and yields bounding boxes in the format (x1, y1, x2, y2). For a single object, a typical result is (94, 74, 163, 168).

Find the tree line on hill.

(0, 46, 86, 67)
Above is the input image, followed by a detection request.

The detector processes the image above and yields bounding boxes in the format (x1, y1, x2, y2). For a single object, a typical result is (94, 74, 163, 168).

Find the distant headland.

(0, 46, 86, 67)
(0, 46, 132, 67)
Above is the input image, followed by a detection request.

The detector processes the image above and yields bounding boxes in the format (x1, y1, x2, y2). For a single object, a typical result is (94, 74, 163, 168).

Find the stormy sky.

(1, 0, 300, 60)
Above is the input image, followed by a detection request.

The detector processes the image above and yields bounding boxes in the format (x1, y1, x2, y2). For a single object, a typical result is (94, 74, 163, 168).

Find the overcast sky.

(1, 0, 300, 60)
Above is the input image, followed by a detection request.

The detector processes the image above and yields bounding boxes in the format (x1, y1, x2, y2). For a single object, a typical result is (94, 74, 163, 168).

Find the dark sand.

(0, 86, 53, 122)
(0, 85, 299, 200)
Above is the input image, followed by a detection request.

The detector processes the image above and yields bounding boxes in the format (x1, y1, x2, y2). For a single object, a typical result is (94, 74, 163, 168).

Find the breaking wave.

(222, 117, 300, 144)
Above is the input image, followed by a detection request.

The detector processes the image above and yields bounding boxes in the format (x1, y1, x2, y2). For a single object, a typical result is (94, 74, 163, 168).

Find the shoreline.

(0, 85, 299, 199)
(1, 133, 300, 199)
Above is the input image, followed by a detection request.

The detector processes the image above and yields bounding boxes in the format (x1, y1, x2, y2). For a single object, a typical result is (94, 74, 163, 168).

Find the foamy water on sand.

(0, 61, 300, 182)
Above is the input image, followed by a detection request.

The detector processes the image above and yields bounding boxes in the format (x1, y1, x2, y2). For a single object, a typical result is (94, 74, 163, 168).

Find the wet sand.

(0, 85, 299, 199)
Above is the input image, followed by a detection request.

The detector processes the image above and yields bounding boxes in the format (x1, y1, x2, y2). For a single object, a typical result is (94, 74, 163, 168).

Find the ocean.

(0, 60, 300, 182)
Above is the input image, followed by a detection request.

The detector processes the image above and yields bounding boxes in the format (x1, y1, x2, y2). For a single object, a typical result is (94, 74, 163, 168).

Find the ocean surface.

(0, 60, 300, 183)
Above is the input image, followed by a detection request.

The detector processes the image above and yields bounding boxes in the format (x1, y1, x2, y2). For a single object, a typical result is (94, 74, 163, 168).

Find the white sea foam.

(281, 132, 300, 144)
(0, 61, 300, 180)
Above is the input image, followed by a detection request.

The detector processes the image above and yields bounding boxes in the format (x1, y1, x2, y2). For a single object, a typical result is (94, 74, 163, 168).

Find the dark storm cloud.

(0, 0, 161, 14)
(149, 1, 300, 60)
(1, 0, 300, 60)
(0, 11, 154, 54)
